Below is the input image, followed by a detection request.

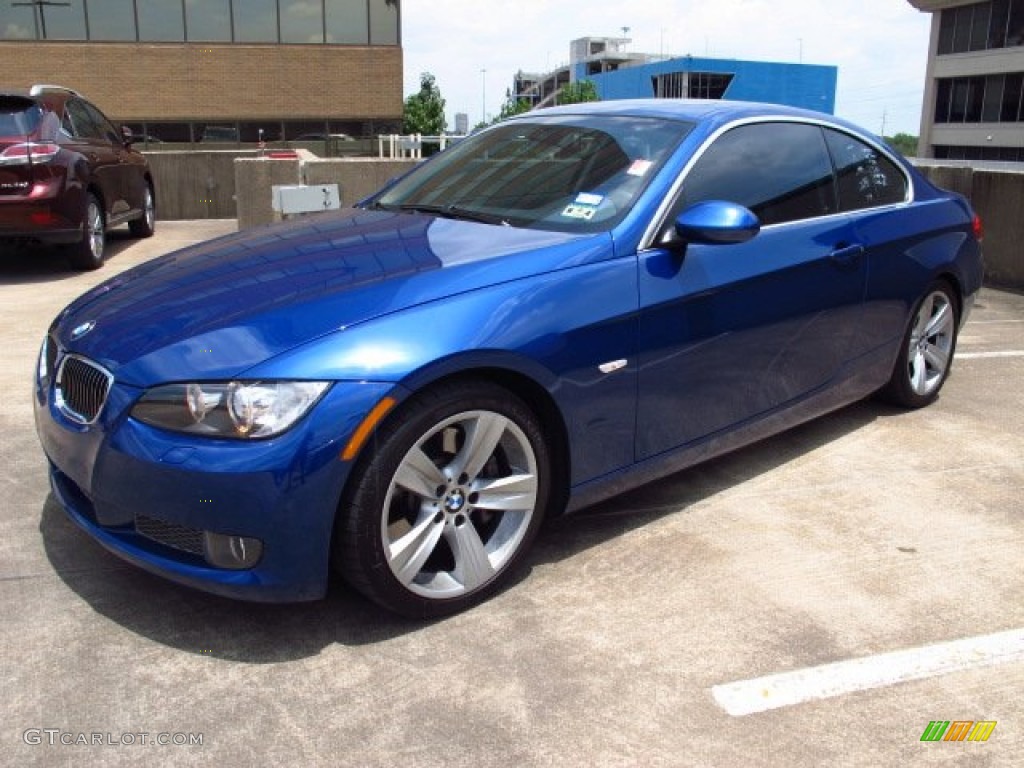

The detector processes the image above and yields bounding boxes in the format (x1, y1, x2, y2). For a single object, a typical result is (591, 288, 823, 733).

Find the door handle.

(829, 243, 864, 268)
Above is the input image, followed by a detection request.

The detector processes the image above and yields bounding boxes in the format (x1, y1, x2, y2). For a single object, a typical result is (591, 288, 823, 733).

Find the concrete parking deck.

(2, 222, 1022, 766)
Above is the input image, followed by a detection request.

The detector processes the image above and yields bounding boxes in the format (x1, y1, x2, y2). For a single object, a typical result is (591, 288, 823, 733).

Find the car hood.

(54, 209, 608, 386)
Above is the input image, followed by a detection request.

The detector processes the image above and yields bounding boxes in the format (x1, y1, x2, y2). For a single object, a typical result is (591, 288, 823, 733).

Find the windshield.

(372, 115, 693, 232)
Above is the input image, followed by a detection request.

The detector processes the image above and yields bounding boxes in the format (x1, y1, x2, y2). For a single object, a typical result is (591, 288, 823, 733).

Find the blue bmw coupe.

(35, 100, 983, 617)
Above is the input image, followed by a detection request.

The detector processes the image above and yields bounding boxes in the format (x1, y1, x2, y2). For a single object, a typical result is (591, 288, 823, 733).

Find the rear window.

(0, 97, 43, 137)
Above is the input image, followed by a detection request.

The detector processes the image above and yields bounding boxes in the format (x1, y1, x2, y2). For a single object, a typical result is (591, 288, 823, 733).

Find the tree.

(403, 72, 447, 136)
(885, 133, 918, 158)
(556, 80, 599, 105)
(496, 88, 533, 122)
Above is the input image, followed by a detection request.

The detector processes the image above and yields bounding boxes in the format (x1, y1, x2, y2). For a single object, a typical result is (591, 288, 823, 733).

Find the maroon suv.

(0, 85, 154, 270)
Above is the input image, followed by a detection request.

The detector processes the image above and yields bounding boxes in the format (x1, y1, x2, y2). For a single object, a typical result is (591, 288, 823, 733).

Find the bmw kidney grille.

(56, 354, 113, 424)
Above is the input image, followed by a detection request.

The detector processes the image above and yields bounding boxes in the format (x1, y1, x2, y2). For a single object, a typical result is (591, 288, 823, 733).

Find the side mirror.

(674, 200, 760, 245)
(121, 125, 137, 145)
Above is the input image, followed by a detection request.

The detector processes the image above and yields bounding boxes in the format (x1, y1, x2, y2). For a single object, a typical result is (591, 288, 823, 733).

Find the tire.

(129, 183, 156, 238)
(335, 380, 552, 618)
(878, 280, 959, 408)
(67, 192, 106, 271)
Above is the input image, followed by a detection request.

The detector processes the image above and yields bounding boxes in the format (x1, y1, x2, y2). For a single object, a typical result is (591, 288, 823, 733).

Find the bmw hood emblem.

(71, 321, 95, 340)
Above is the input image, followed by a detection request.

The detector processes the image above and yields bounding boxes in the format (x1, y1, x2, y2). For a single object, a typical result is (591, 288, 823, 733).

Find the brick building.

(0, 0, 403, 144)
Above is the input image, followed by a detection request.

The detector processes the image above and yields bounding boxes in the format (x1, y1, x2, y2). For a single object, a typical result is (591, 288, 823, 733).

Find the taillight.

(0, 142, 60, 165)
(972, 214, 984, 242)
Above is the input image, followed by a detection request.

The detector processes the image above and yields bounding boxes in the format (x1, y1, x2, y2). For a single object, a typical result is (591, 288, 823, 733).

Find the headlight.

(131, 381, 330, 439)
(37, 335, 50, 382)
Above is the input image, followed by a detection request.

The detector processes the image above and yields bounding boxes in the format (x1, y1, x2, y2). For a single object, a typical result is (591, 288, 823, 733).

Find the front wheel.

(878, 281, 959, 408)
(335, 381, 552, 618)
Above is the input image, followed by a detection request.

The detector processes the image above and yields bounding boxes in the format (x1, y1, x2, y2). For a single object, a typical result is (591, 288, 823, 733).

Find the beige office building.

(908, 0, 1024, 161)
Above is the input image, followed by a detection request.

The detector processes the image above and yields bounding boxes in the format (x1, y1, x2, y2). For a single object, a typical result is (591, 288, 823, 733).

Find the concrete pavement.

(1, 221, 1022, 766)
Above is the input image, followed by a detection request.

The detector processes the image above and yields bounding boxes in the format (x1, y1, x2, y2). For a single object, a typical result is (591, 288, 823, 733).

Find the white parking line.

(957, 351, 1024, 359)
(711, 628, 1024, 717)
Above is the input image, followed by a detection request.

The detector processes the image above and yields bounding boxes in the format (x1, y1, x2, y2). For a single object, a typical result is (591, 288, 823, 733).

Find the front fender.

(247, 257, 641, 485)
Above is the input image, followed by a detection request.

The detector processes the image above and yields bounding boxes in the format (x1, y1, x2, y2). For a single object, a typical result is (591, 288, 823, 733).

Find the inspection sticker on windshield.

(562, 204, 597, 220)
(562, 193, 603, 220)
(627, 159, 653, 177)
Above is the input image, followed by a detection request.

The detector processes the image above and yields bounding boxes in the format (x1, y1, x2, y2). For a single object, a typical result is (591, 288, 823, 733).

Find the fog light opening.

(203, 532, 263, 569)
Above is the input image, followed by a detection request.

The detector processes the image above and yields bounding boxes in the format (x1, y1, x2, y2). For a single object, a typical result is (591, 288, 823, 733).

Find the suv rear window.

(0, 97, 43, 137)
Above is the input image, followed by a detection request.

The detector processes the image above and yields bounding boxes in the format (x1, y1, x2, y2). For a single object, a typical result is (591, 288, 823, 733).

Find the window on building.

(939, 0, 1024, 53)
(142, 122, 192, 144)
(184, 0, 232, 42)
(239, 121, 281, 143)
(137, 0, 184, 42)
(87, 0, 137, 41)
(934, 144, 1024, 161)
(966, 76, 986, 121)
(953, 4, 973, 51)
(935, 72, 1024, 123)
(43, 0, 87, 39)
(934, 79, 952, 123)
(970, 2, 991, 50)
(280, 0, 324, 44)
(325, 0, 369, 43)
(233, 0, 278, 43)
(1010, 0, 1024, 45)
(369, 0, 399, 45)
(0, 4, 35, 39)
(1003, 73, 1024, 120)
(651, 71, 734, 99)
(982, 74, 1005, 121)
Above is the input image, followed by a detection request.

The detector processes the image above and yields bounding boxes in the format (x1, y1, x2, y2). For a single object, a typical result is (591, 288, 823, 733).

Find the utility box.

(271, 184, 341, 216)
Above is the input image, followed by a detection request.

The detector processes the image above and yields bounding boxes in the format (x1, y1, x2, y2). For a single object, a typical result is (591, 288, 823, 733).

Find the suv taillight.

(972, 214, 984, 242)
(0, 142, 60, 165)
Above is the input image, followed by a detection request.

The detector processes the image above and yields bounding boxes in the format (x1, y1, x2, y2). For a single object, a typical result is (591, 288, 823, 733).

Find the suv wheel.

(129, 184, 155, 238)
(67, 192, 106, 270)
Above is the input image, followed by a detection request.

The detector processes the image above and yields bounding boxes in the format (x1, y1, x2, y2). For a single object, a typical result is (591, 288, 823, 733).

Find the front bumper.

(34, 367, 397, 602)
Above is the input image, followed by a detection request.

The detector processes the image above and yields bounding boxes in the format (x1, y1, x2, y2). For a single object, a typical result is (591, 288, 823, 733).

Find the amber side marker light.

(341, 397, 397, 461)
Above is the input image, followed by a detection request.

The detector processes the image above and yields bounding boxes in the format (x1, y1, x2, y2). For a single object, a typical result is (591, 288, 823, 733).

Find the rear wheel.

(335, 381, 552, 618)
(878, 281, 959, 408)
(67, 192, 105, 271)
(128, 183, 155, 238)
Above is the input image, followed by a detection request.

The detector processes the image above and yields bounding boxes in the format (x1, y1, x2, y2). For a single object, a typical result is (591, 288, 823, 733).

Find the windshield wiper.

(396, 203, 509, 227)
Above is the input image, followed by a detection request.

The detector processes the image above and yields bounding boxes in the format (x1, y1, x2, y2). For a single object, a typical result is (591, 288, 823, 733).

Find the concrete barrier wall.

(234, 156, 417, 230)
(914, 163, 1024, 292)
(143, 150, 259, 221)
(145, 150, 1023, 292)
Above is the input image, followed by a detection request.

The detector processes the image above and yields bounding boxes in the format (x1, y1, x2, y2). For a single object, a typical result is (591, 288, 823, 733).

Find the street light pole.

(480, 68, 487, 125)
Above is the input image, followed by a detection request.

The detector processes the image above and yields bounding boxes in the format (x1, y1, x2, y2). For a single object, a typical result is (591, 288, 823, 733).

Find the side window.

(823, 128, 907, 210)
(80, 101, 122, 144)
(64, 100, 99, 140)
(675, 122, 837, 227)
(60, 106, 74, 137)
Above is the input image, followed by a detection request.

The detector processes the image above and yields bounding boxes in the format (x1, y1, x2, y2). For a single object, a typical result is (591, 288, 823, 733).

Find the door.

(64, 98, 127, 217)
(636, 121, 868, 459)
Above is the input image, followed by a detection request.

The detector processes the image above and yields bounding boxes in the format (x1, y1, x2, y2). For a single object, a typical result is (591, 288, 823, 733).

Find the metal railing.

(377, 134, 467, 159)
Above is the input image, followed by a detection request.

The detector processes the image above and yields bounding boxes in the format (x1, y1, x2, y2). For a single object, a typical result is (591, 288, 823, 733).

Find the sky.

(400, 0, 933, 137)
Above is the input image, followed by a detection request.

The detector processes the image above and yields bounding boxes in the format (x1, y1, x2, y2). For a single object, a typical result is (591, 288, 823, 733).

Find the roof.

(508, 98, 881, 141)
